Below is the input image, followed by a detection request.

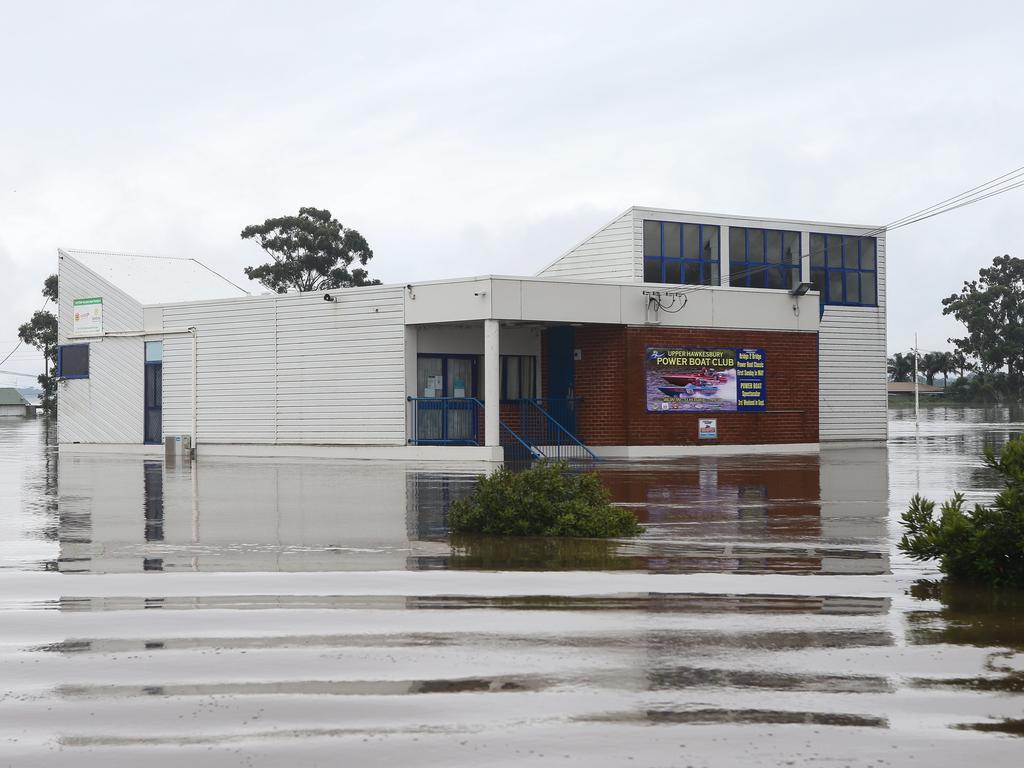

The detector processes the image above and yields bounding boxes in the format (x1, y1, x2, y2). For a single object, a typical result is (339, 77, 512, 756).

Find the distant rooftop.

(0, 387, 29, 406)
(59, 249, 251, 305)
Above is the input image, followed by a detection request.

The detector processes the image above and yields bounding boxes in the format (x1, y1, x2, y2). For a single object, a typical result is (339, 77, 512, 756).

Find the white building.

(56, 207, 887, 462)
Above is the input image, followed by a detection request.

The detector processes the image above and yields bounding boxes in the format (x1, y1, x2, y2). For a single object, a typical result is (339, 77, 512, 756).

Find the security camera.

(323, 293, 336, 302)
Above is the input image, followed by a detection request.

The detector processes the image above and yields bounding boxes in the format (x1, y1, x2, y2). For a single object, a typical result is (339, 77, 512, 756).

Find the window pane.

(860, 272, 876, 305)
(683, 262, 701, 285)
(522, 357, 537, 398)
(505, 356, 520, 399)
(417, 357, 443, 397)
(663, 222, 681, 258)
(766, 267, 785, 290)
(145, 341, 163, 362)
(766, 230, 782, 264)
(665, 260, 682, 284)
(682, 223, 698, 260)
(643, 221, 661, 257)
(810, 268, 825, 294)
(828, 272, 843, 303)
(701, 226, 719, 264)
(644, 258, 662, 283)
(827, 235, 842, 268)
(729, 228, 746, 268)
(847, 271, 861, 302)
(730, 269, 747, 288)
(861, 238, 876, 269)
(706, 263, 720, 286)
(783, 232, 800, 265)
(59, 345, 89, 377)
(810, 234, 825, 267)
(843, 237, 858, 268)
(748, 229, 765, 262)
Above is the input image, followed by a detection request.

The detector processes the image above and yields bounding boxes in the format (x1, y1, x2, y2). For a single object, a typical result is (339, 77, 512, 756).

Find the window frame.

(643, 220, 721, 286)
(56, 343, 90, 379)
(728, 227, 802, 291)
(809, 233, 878, 307)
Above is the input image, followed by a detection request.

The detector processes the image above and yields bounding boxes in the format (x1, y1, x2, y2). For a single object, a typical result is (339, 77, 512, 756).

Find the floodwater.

(1, 407, 1022, 766)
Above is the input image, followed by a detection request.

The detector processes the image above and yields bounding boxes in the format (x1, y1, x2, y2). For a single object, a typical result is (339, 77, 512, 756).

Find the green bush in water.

(448, 462, 642, 538)
(899, 435, 1024, 587)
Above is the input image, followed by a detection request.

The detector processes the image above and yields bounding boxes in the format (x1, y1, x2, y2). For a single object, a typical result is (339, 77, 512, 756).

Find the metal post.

(913, 332, 920, 428)
(484, 320, 500, 448)
(190, 326, 198, 459)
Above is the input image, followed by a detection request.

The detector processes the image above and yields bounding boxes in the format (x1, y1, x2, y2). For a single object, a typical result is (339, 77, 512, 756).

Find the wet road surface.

(1, 407, 1023, 766)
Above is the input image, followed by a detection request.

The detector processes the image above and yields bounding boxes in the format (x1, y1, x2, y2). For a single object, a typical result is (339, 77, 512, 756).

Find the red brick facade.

(543, 326, 818, 446)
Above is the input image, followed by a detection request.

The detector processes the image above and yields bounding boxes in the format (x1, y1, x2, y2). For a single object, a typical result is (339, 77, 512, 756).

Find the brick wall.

(543, 325, 818, 447)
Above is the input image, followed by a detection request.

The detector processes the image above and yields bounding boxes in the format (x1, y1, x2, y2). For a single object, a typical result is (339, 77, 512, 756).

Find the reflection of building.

(55, 208, 886, 462)
(57, 456, 448, 573)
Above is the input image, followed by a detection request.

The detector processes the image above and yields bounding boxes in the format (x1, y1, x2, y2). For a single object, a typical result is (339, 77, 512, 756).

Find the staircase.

(407, 397, 597, 463)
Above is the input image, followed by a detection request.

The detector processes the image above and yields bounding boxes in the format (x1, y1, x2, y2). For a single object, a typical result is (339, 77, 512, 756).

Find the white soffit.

(61, 249, 251, 304)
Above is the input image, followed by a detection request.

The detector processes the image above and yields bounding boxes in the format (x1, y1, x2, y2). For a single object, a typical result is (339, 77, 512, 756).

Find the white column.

(720, 225, 730, 286)
(484, 319, 500, 447)
(801, 229, 811, 284)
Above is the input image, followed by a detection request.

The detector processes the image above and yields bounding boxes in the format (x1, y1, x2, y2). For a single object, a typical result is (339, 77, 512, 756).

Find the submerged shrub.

(898, 435, 1024, 587)
(448, 462, 642, 538)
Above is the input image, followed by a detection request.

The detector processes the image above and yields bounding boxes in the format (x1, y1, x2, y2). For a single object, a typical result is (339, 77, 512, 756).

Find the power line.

(0, 297, 51, 368)
(670, 165, 1024, 297)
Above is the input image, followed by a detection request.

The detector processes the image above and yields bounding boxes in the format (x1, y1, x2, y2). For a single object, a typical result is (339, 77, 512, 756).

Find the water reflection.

(50, 445, 891, 575)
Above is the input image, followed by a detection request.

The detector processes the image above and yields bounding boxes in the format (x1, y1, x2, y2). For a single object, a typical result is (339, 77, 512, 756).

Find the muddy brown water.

(1, 406, 1023, 766)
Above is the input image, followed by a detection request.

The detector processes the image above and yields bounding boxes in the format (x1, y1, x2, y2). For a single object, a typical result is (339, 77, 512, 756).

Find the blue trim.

(810, 233, 878, 307)
(728, 227, 801, 290)
(643, 220, 721, 286)
(56, 343, 90, 379)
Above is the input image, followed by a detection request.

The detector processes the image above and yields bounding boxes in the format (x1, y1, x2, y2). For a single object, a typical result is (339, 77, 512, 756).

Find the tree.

(942, 254, 1024, 400)
(241, 207, 381, 293)
(17, 274, 58, 414)
(887, 351, 915, 382)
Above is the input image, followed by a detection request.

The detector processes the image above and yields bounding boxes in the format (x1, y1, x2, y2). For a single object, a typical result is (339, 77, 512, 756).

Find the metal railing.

(510, 399, 597, 463)
(407, 396, 594, 463)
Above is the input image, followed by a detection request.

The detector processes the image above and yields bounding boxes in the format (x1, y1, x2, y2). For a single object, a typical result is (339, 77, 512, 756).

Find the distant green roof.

(0, 388, 28, 406)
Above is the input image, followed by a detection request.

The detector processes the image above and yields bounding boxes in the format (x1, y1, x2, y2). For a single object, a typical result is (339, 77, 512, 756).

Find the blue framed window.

(809, 234, 877, 306)
(729, 227, 801, 290)
(57, 344, 89, 379)
(643, 221, 720, 285)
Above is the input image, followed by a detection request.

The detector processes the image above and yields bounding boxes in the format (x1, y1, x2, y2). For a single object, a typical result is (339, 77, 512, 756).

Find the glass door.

(144, 341, 163, 445)
(446, 357, 476, 442)
(416, 356, 444, 442)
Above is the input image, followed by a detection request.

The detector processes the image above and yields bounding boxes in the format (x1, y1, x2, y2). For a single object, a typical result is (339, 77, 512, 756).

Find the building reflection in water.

(56, 445, 889, 575)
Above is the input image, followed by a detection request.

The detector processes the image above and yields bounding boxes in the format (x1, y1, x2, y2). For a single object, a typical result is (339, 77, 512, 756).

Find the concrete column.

(801, 229, 811, 283)
(484, 319, 500, 447)
(720, 226, 730, 286)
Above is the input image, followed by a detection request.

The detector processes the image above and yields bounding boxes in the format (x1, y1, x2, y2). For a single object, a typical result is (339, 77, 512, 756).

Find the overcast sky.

(2, 0, 1022, 384)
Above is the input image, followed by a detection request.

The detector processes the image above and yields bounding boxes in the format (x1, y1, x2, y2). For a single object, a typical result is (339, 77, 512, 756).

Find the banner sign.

(645, 347, 766, 413)
(698, 418, 718, 439)
(73, 297, 103, 335)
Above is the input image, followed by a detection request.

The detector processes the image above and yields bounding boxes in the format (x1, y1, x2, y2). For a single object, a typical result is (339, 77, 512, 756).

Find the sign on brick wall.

(645, 347, 767, 413)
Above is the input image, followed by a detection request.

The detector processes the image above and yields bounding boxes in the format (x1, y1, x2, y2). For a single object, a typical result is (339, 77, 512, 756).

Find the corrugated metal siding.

(161, 286, 406, 446)
(818, 236, 888, 441)
(57, 253, 145, 444)
(538, 210, 636, 281)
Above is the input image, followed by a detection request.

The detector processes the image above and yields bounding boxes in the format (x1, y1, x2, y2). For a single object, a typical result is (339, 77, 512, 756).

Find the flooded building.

(55, 207, 886, 461)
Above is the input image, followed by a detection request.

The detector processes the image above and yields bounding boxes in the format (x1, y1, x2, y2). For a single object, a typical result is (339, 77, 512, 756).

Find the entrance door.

(546, 327, 576, 432)
(144, 341, 163, 445)
(415, 355, 479, 444)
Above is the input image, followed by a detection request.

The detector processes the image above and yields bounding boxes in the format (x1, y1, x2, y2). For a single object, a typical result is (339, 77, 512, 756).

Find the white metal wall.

(537, 209, 635, 281)
(161, 285, 407, 446)
(57, 253, 145, 444)
(818, 236, 888, 441)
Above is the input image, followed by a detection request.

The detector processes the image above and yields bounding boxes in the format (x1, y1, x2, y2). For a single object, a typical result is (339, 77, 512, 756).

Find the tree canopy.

(17, 273, 58, 413)
(241, 207, 381, 294)
(942, 254, 1024, 400)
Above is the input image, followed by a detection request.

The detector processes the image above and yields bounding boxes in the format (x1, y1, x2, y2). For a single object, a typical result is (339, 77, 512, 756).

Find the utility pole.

(913, 332, 920, 427)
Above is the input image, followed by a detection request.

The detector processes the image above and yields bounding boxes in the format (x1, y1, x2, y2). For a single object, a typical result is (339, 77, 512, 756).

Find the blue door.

(546, 327, 576, 432)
